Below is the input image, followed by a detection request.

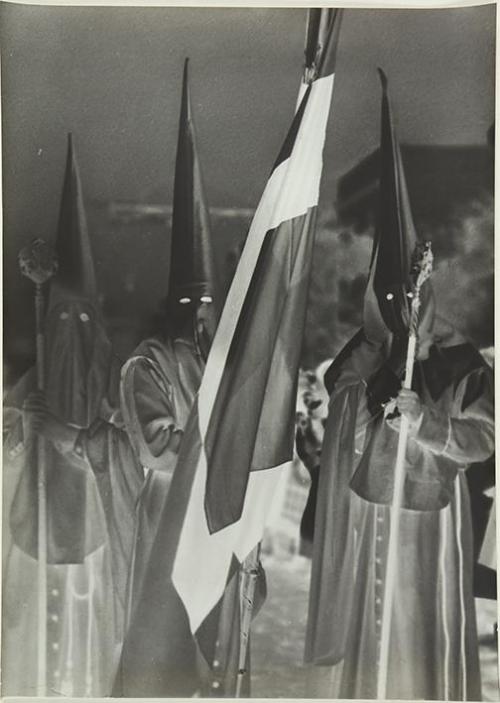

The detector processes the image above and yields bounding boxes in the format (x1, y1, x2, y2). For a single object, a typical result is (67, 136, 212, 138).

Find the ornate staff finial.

(411, 241, 433, 291)
(18, 238, 58, 286)
(408, 241, 433, 335)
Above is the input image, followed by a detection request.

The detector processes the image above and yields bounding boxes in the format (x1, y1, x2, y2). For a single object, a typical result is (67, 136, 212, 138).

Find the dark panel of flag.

(203, 208, 317, 534)
(273, 85, 311, 171)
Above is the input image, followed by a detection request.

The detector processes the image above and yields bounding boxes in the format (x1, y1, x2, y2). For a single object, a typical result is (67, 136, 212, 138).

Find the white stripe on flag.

(198, 73, 334, 433)
(173, 451, 288, 633)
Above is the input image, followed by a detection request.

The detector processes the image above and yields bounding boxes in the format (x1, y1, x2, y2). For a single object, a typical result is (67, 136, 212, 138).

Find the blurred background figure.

(3, 135, 141, 697)
(303, 71, 494, 701)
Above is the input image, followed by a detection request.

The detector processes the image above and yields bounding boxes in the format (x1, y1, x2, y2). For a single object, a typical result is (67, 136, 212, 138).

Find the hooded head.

(364, 69, 434, 351)
(163, 59, 218, 358)
(414, 288, 468, 361)
(45, 133, 111, 428)
(45, 296, 111, 428)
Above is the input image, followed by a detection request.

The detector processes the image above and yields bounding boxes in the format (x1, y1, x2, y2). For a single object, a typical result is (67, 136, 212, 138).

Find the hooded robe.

(106, 328, 261, 698)
(3, 299, 143, 697)
(304, 335, 494, 700)
(110, 332, 208, 697)
(118, 335, 205, 622)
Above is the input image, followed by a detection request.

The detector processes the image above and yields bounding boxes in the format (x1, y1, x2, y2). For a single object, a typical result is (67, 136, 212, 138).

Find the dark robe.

(3, 368, 142, 696)
(305, 339, 494, 700)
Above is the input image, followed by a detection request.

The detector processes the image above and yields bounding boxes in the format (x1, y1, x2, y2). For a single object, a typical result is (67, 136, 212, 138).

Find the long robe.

(112, 334, 259, 697)
(305, 340, 494, 700)
(113, 334, 208, 696)
(117, 335, 205, 622)
(2, 371, 142, 697)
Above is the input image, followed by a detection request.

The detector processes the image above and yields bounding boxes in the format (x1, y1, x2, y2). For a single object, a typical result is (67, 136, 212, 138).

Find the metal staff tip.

(18, 238, 58, 286)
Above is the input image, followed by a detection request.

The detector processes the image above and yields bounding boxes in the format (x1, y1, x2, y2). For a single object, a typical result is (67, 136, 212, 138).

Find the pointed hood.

(48, 133, 98, 309)
(44, 134, 111, 428)
(363, 69, 433, 344)
(167, 58, 218, 312)
(8, 135, 112, 566)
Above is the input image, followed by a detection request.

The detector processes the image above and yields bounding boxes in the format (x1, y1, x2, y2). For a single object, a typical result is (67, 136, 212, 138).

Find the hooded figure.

(3, 134, 142, 696)
(118, 56, 218, 617)
(113, 60, 266, 701)
(304, 73, 494, 700)
(109, 59, 224, 698)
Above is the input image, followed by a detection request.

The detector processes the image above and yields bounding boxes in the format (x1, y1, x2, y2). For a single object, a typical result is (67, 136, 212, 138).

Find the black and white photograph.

(1, 1, 497, 699)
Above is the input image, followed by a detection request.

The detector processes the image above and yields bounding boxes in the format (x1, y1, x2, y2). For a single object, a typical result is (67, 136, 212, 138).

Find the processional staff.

(376, 242, 433, 700)
(18, 238, 58, 696)
(235, 543, 261, 698)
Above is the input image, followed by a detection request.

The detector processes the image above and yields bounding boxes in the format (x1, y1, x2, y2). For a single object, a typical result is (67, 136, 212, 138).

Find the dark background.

(1, 3, 495, 376)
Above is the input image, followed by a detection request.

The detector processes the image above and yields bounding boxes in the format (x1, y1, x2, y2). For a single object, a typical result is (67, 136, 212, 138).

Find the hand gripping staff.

(377, 242, 433, 700)
(18, 238, 58, 696)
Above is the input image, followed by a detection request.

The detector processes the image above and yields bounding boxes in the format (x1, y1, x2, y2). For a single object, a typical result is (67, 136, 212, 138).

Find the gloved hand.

(22, 390, 79, 453)
(385, 389, 423, 433)
(366, 363, 402, 416)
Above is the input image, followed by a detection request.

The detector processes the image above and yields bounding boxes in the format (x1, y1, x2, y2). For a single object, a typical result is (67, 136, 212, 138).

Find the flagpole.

(19, 239, 58, 697)
(235, 543, 261, 698)
(377, 244, 433, 700)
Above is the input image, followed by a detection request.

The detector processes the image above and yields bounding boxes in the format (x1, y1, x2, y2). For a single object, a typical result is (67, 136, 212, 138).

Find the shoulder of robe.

(440, 343, 489, 393)
(129, 337, 176, 369)
(422, 342, 491, 410)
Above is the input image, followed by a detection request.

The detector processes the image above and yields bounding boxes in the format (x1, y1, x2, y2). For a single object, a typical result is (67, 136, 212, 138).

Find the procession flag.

(116, 9, 343, 695)
(175, 5, 342, 632)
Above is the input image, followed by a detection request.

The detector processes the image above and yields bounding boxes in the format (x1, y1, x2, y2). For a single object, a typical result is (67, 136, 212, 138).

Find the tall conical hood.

(48, 132, 98, 308)
(363, 69, 432, 343)
(167, 59, 218, 310)
(44, 134, 111, 429)
(9, 136, 110, 567)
